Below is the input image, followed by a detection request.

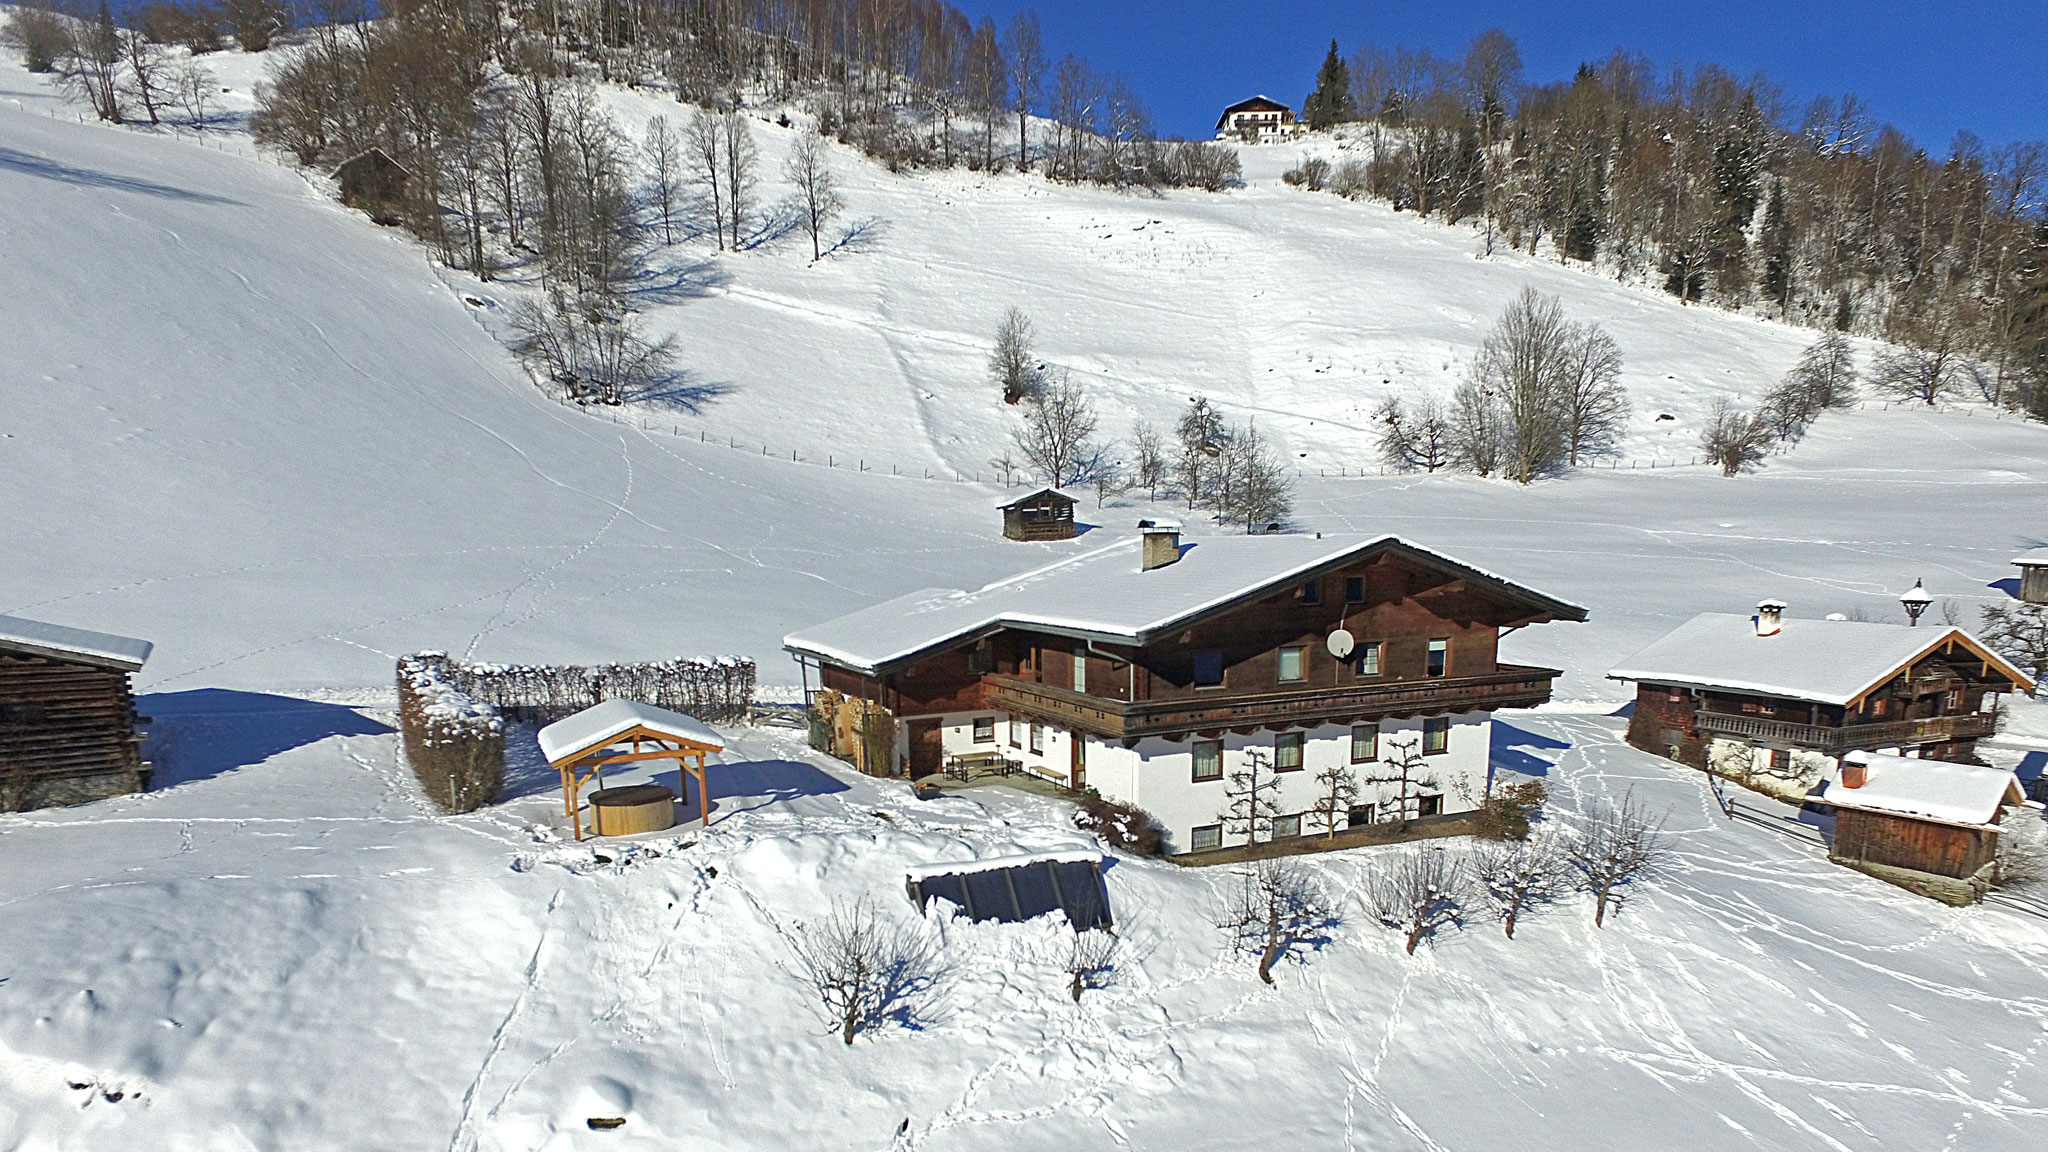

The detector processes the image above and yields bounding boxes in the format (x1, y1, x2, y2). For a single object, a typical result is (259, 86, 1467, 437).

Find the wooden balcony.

(982, 665, 1562, 741)
(1693, 710, 1997, 752)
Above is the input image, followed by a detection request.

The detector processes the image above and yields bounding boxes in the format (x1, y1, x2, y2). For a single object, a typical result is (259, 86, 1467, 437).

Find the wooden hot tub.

(588, 784, 676, 836)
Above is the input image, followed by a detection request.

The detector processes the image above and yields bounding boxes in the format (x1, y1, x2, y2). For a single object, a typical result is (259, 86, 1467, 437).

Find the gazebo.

(537, 700, 725, 840)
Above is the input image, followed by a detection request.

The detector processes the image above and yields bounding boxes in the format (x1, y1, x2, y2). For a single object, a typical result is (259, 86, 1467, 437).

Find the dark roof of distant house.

(997, 487, 1078, 510)
(331, 148, 411, 180)
(786, 533, 1587, 675)
(1216, 95, 1292, 129)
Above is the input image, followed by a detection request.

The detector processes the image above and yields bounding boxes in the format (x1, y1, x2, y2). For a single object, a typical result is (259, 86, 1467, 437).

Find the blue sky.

(949, 1, 2045, 151)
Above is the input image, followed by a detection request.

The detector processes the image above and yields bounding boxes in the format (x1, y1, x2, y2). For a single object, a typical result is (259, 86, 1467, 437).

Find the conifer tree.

(1302, 40, 1352, 131)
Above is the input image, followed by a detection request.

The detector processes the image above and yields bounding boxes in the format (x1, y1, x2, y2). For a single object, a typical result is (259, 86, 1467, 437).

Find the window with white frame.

(1427, 638, 1449, 677)
(1030, 722, 1045, 754)
(1071, 646, 1087, 693)
(1355, 642, 1381, 677)
(1008, 717, 1021, 748)
(1190, 824, 1222, 851)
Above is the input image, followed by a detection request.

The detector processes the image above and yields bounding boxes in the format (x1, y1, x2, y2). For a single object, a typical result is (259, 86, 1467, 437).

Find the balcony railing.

(1693, 710, 1997, 752)
(982, 665, 1561, 740)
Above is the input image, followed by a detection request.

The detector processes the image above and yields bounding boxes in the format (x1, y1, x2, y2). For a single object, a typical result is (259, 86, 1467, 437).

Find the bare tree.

(1465, 286, 1573, 482)
(1474, 835, 1569, 937)
(1173, 395, 1227, 507)
(1874, 301, 1977, 405)
(58, 1, 123, 123)
(1062, 929, 1119, 1001)
(1979, 602, 2048, 685)
(1217, 859, 1338, 983)
(1216, 420, 1293, 532)
(1001, 12, 1043, 169)
(719, 109, 757, 249)
(1448, 375, 1504, 477)
(1012, 370, 1100, 486)
(118, 25, 170, 125)
(988, 307, 1041, 404)
(784, 127, 845, 262)
(1356, 736, 1442, 829)
(684, 108, 723, 250)
(1567, 793, 1668, 927)
(1699, 396, 1776, 476)
(510, 287, 682, 407)
(643, 114, 683, 245)
(171, 55, 217, 128)
(1374, 395, 1454, 472)
(1217, 746, 1281, 844)
(1784, 332, 1859, 410)
(1557, 322, 1629, 464)
(786, 899, 942, 1045)
(219, 0, 283, 51)
(1367, 848, 1468, 954)
(1307, 762, 1360, 839)
(1129, 419, 1167, 498)
(2, 3, 69, 73)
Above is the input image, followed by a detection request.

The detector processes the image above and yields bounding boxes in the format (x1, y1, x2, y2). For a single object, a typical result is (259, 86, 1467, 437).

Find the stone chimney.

(1754, 599, 1787, 637)
(1840, 751, 1870, 789)
(1139, 519, 1183, 572)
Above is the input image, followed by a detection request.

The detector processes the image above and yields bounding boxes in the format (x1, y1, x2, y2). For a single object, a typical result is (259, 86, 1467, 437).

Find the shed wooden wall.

(1832, 808, 1993, 880)
(0, 652, 146, 811)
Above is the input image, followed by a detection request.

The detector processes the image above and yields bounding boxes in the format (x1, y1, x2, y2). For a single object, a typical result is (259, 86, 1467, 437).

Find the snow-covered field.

(6, 43, 2048, 1151)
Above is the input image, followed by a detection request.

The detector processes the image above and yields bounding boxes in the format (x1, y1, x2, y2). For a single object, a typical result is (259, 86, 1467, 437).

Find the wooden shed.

(2014, 549, 2048, 604)
(0, 614, 153, 811)
(1822, 750, 2029, 901)
(999, 488, 1077, 541)
(332, 148, 410, 225)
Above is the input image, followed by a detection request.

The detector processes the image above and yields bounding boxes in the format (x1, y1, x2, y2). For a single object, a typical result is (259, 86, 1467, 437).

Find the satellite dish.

(1326, 629, 1355, 659)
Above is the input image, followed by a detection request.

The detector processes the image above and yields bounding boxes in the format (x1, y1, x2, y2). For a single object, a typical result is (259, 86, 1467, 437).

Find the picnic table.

(944, 751, 1020, 781)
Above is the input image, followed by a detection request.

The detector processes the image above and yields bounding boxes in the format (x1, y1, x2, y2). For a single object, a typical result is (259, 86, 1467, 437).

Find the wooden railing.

(1693, 710, 1997, 751)
(982, 665, 1561, 739)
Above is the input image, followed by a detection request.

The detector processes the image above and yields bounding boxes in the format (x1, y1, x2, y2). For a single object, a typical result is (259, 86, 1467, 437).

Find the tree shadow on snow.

(0, 146, 247, 206)
(653, 758, 850, 821)
(623, 255, 732, 307)
(139, 689, 393, 788)
(616, 367, 736, 414)
(1489, 719, 1571, 779)
(820, 215, 888, 258)
(2019, 751, 2048, 803)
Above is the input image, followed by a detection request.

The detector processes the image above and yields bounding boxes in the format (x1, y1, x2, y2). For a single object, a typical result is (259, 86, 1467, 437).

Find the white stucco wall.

(1086, 713, 1494, 854)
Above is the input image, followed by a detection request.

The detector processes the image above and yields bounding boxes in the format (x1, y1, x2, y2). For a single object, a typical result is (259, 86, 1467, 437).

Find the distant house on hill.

(332, 148, 410, 225)
(1215, 95, 1300, 143)
(1609, 600, 2033, 797)
(787, 526, 1585, 855)
(1818, 750, 2031, 903)
(998, 488, 1078, 541)
(0, 614, 153, 811)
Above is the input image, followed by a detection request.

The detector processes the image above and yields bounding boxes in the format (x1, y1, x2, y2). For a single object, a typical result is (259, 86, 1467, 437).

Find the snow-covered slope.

(7, 42, 2048, 1152)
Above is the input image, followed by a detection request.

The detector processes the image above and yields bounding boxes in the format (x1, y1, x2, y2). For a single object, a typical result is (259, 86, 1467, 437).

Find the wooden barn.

(332, 148, 410, 225)
(1821, 750, 2031, 903)
(0, 614, 153, 811)
(999, 488, 1078, 541)
(2015, 549, 2048, 604)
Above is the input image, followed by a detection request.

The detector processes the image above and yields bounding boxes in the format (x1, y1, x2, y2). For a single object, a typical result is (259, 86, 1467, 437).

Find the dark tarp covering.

(907, 858, 1112, 931)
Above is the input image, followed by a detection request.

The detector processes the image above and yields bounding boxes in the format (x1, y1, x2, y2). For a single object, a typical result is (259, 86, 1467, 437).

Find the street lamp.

(1900, 579, 1933, 626)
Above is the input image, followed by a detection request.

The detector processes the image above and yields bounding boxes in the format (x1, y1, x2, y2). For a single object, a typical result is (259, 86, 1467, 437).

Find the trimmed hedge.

(396, 655, 506, 814)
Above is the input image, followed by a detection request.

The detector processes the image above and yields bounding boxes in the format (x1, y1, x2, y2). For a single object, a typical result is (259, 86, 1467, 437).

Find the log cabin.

(0, 614, 153, 811)
(2015, 549, 2048, 604)
(1609, 601, 2033, 795)
(999, 488, 1078, 541)
(785, 525, 1585, 854)
(1819, 749, 2031, 902)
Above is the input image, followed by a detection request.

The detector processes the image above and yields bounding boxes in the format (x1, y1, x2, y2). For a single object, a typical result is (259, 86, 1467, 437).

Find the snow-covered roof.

(537, 699, 723, 764)
(785, 533, 1586, 675)
(904, 848, 1103, 884)
(1819, 752, 2025, 828)
(997, 488, 1078, 509)
(1608, 614, 2035, 705)
(2013, 549, 2048, 567)
(0, 613, 152, 671)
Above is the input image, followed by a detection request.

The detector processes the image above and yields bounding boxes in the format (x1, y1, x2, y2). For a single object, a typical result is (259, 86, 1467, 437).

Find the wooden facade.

(1000, 489, 1077, 541)
(333, 148, 410, 225)
(0, 649, 148, 811)
(1830, 807, 1997, 880)
(809, 543, 1576, 775)
(1625, 635, 2020, 765)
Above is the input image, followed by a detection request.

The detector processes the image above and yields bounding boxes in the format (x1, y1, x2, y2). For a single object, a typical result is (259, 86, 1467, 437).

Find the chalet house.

(1819, 750, 2032, 903)
(785, 525, 1585, 854)
(1214, 96, 1301, 142)
(1610, 601, 2033, 794)
(999, 488, 1078, 541)
(0, 614, 153, 811)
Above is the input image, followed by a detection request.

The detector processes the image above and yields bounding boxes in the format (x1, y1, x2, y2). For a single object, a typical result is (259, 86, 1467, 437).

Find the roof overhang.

(1609, 627, 2035, 706)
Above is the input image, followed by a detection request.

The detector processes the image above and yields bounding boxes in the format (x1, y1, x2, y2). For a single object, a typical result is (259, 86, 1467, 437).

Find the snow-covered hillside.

(7, 43, 2048, 1152)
